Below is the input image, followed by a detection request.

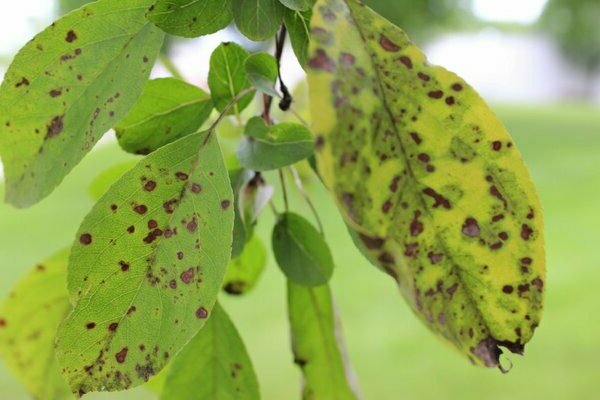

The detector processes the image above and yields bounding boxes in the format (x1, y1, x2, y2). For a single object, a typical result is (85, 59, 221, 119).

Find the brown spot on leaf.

(134, 204, 148, 215)
(428, 90, 444, 99)
(379, 34, 400, 52)
(119, 261, 130, 272)
(492, 141, 502, 151)
(65, 30, 77, 42)
(502, 285, 514, 294)
(423, 188, 451, 209)
(80, 233, 92, 245)
(452, 83, 464, 91)
(86, 322, 96, 330)
(417, 72, 430, 81)
(221, 200, 231, 210)
(45, 115, 64, 138)
(109, 323, 119, 332)
(144, 180, 156, 192)
(462, 218, 480, 237)
(49, 89, 62, 97)
(521, 224, 533, 240)
(180, 268, 195, 284)
(399, 56, 413, 69)
(115, 348, 128, 363)
(410, 211, 424, 236)
(196, 307, 209, 319)
(15, 77, 29, 88)
(308, 49, 335, 72)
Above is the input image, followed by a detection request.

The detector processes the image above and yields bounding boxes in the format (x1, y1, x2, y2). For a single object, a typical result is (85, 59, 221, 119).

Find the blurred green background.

(1, 0, 600, 399)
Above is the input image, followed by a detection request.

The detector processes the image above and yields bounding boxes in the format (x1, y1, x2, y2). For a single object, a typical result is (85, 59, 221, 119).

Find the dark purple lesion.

(308, 49, 336, 72)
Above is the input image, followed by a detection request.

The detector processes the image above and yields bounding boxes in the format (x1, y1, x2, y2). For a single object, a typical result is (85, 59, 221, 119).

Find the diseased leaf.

(116, 78, 214, 155)
(55, 130, 234, 394)
(279, 0, 314, 11)
(160, 303, 260, 399)
(232, 0, 285, 41)
(283, 8, 312, 67)
(208, 42, 254, 115)
(148, 0, 233, 38)
(245, 53, 279, 97)
(237, 117, 314, 171)
(287, 281, 359, 400)
(0, 250, 71, 400)
(272, 212, 334, 287)
(223, 235, 268, 295)
(308, 0, 545, 367)
(0, 0, 164, 208)
(239, 172, 274, 227)
(88, 161, 138, 200)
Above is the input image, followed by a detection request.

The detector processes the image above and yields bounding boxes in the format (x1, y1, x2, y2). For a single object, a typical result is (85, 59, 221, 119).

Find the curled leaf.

(308, 0, 545, 368)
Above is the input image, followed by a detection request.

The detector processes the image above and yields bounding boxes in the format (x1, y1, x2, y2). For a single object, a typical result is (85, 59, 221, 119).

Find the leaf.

(283, 8, 312, 67)
(232, 0, 285, 41)
(245, 53, 279, 97)
(307, 0, 545, 368)
(287, 281, 359, 400)
(0, 0, 165, 208)
(160, 303, 260, 400)
(208, 42, 255, 115)
(279, 0, 314, 11)
(148, 0, 234, 38)
(239, 172, 275, 227)
(230, 169, 254, 258)
(223, 235, 268, 295)
(0, 250, 71, 400)
(116, 78, 214, 155)
(272, 212, 334, 286)
(237, 117, 314, 171)
(55, 130, 234, 394)
(88, 161, 139, 201)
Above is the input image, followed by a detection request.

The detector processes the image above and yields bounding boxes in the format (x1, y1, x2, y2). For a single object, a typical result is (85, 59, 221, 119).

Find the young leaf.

(116, 78, 214, 155)
(283, 8, 312, 67)
(223, 235, 268, 295)
(279, 0, 314, 11)
(0, 250, 71, 400)
(160, 303, 260, 400)
(239, 172, 275, 227)
(237, 117, 314, 171)
(55, 130, 234, 394)
(208, 42, 254, 115)
(308, 0, 545, 368)
(148, 0, 234, 38)
(88, 161, 138, 200)
(0, 0, 164, 208)
(245, 53, 279, 97)
(272, 212, 334, 286)
(232, 0, 285, 41)
(287, 281, 359, 400)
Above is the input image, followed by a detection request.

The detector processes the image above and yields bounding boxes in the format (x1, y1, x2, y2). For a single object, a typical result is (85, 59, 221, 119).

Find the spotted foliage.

(55, 130, 234, 394)
(0, 250, 71, 400)
(0, 0, 164, 207)
(308, 0, 545, 367)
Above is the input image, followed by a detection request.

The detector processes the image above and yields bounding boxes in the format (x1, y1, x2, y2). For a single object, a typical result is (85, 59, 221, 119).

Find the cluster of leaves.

(0, 0, 545, 399)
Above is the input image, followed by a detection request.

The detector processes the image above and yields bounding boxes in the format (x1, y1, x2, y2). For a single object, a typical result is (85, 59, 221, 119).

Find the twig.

(289, 166, 324, 234)
(279, 169, 290, 212)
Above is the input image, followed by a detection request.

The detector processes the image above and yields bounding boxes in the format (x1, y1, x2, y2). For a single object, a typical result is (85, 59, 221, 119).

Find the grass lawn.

(0, 103, 599, 399)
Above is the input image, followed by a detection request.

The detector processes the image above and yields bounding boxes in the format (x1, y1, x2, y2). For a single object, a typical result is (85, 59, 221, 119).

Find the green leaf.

(0, 250, 71, 400)
(88, 161, 139, 200)
(308, 0, 545, 368)
(272, 212, 334, 286)
(239, 172, 274, 227)
(208, 42, 255, 115)
(287, 281, 359, 400)
(160, 303, 260, 399)
(245, 53, 279, 97)
(0, 0, 164, 208)
(148, 0, 233, 38)
(223, 235, 268, 295)
(283, 8, 312, 67)
(237, 117, 314, 171)
(115, 78, 214, 155)
(279, 0, 314, 11)
(232, 0, 285, 41)
(55, 130, 234, 394)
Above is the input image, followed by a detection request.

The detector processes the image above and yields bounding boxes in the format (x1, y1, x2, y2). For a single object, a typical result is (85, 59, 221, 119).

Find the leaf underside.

(0, 0, 164, 207)
(55, 131, 234, 395)
(308, 0, 545, 367)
